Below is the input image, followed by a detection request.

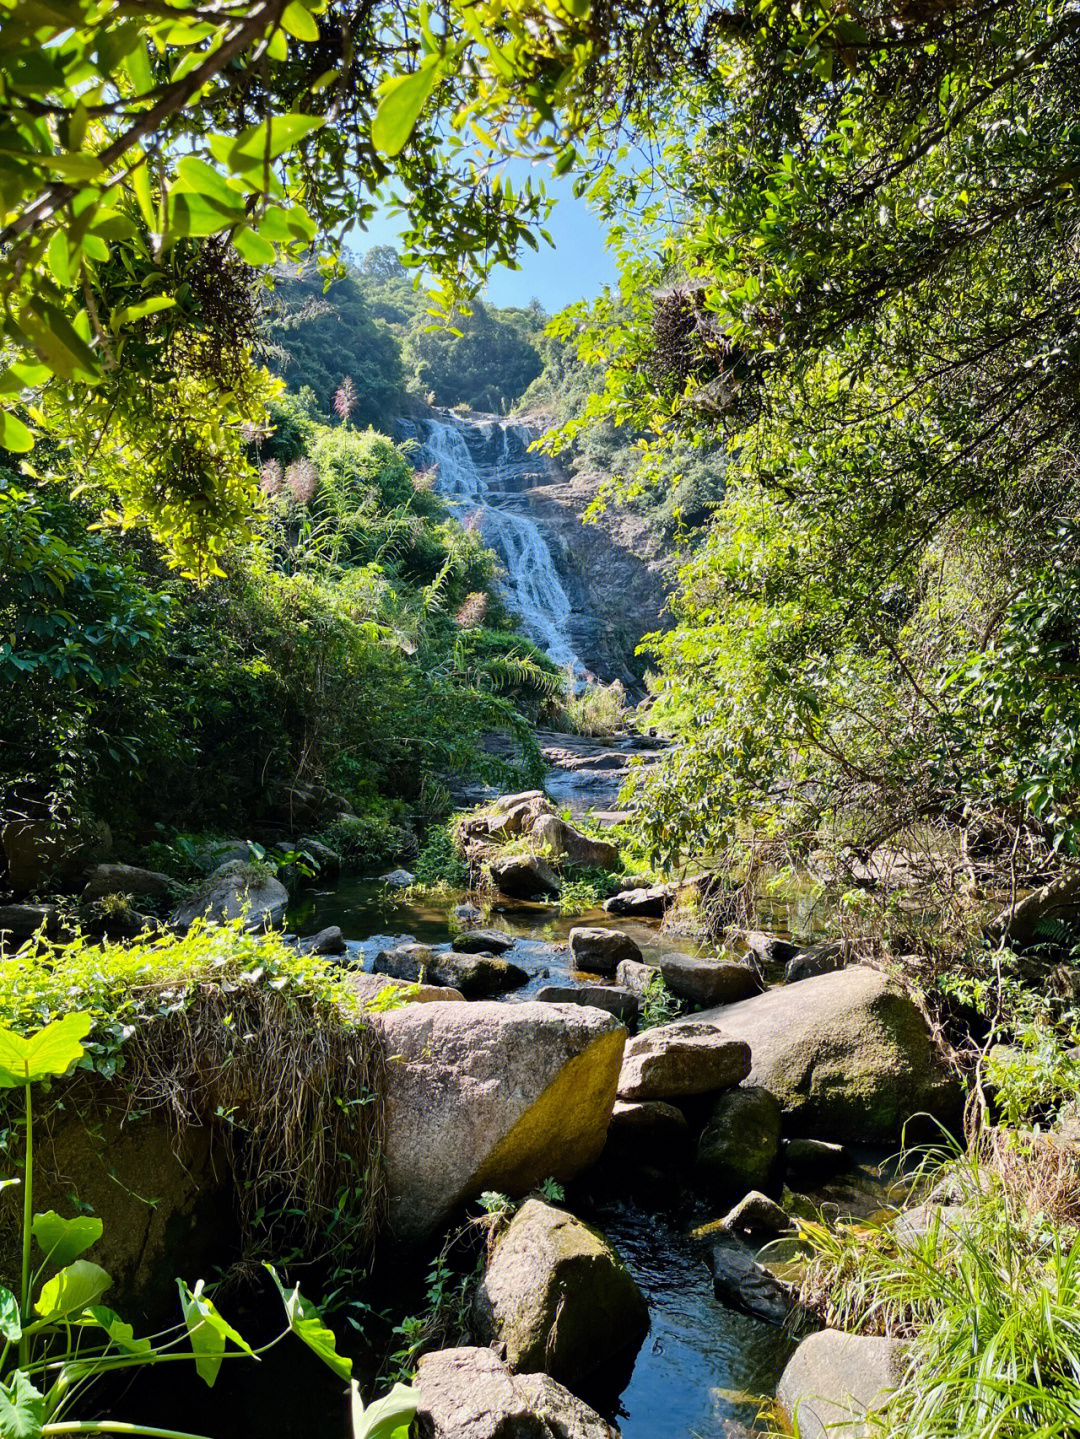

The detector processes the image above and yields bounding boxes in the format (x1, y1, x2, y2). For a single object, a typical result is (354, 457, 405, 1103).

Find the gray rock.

(344, 972, 464, 1006)
(82, 863, 175, 904)
(298, 925, 347, 956)
(680, 966, 961, 1142)
(737, 930, 798, 967)
(380, 867, 416, 888)
(707, 1236, 800, 1325)
(617, 1021, 750, 1101)
(603, 884, 675, 918)
(569, 927, 643, 974)
(608, 1099, 689, 1149)
(785, 940, 850, 984)
(473, 1199, 648, 1387)
(490, 853, 561, 900)
(696, 1085, 783, 1197)
(0, 903, 65, 943)
(170, 860, 288, 932)
(413, 1347, 619, 1439)
(659, 954, 761, 1006)
(452, 929, 515, 954)
(373, 944, 529, 997)
(296, 837, 342, 870)
(615, 958, 659, 994)
(190, 838, 251, 871)
(372, 1001, 625, 1243)
(784, 1137, 847, 1180)
(536, 984, 638, 1026)
(720, 1191, 793, 1239)
(531, 814, 620, 870)
(453, 902, 485, 926)
(987, 871, 1080, 952)
(777, 1329, 910, 1439)
(891, 1202, 972, 1248)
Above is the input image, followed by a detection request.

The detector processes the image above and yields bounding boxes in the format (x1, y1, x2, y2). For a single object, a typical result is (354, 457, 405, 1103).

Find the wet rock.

(682, 966, 961, 1142)
(617, 1021, 750, 1101)
(1, 816, 111, 893)
(696, 1086, 783, 1197)
(602, 883, 676, 918)
(298, 925, 347, 957)
(784, 1137, 847, 1180)
(380, 867, 416, 888)
(296, 837, 342, 870)
(82, 863, 175, 904)
(344, 972, 464, 1006)
(736, 930, 798, 967)
(490, 853, 561, 900)
(569, 927, 643, 974)
(531, 814, 620, 870)
(170, 860, 288, 933)
(720, 1191, 793, 1239)
(373, 944, 529, 997)
(413, 1347, 619, 1439)
(707, 1235, 801, 1326)
(777, 1330, 910, 1439)
(372, 1001, 625, 1243)
(785, 940, 850, 984)
(659, 954, 761, 1007)
(473, 1198, 649, 1387)
(452, 929, 515, 954)
(453, 902, 485, 926)
(0, 902, 65, 943)
(536, 984, 638, 1027)
(614, 958, 659, 994)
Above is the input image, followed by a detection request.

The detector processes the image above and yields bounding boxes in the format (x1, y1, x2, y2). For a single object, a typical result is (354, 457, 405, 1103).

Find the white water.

(402, 412, 588, 681)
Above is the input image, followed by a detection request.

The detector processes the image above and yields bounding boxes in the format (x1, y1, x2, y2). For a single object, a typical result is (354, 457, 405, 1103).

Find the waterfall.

(401, 411, 588, 681)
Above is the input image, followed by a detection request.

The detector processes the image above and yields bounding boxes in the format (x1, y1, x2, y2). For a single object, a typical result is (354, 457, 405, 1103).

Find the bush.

(324, 813, 413, 869)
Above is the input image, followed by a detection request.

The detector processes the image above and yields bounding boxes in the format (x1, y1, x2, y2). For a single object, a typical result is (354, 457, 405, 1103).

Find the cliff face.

(400, 409, 672, 687)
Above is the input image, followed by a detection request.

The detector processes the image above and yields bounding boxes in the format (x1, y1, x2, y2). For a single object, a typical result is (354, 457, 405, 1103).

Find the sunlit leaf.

(0, 1371, 43, 1439)
(372, 62, 441, 157)
(32, 1210, 103, 1266)
(265, 1265, 351, 1380)
(0, 1013, 92, 1088)
(178, 1278, 255, 1388)
(34, 1260, 111, 1320)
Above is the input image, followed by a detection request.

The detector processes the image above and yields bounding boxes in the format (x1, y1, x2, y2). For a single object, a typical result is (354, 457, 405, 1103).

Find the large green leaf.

(78, 1305, 151, 1355)
(32, 1210, 103, 1266)
(0, 1372, 43, 1439)
(0, 409, 33, 453)
(266, 1265, 351, 1380)
(372, 62, 440, 157)
(0, 1287, 22, 1343)
(0, 1013, 92, 1088)
(211, 114, 325, 173)
(34, 1260, 111, 1321)
(178, 1279, 254, 1388)
(350, 1380, 417, 1439)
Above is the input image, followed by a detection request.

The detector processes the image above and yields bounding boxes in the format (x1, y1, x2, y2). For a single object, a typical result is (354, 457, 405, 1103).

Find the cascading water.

(400, 411, 588, 682)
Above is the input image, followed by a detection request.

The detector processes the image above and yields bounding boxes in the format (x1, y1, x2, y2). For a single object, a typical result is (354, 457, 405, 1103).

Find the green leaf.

(350, 1381, 418, 1439)
(166, 191, 245, 238)
(18, 303, 100, 382)
(34, 1260, 111, 1321)
(110, 296, 176, 331)
(0, 1013, 92, 1088)
(178, 1279, 254, 1388)
(210, 114, 325, 173)
(281, 2, 320, 41)
(265, 1265, 351, 1380)
(0, 1288, 22, 1344)
(78, 1305, 151, 1355)
(0, 410, 34, 454)
(372, 62, 440, 157)
(0, 1372, 44, 1439)
(232, 226, 276, 265)
(32, 1210, 103, 1266)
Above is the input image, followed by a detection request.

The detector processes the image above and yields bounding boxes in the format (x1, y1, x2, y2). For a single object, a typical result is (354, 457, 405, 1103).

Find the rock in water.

(473, 1199, 648, 1387)
(413, 1347, 620, 1439)
(680, 966, 961, 1142)
(82, 863, 175, 904)
(372, 1001, 625, 1243)
(490, 853, 561, 900)
(536, 984, 638, 1026)
(736, 930, 798, 967)
(344, 972, 464, 1006)
(617, 1021, 750, 1101)
(531, 814, 620, 870)
(706, 1235, 801, 1326)
(170, 860, 288, 932)
(380, 867, 416, 888)
(659, 954, 761, 1006)
(452, 929, 515, 954)
(615, 958, 659, 994)
(374, 944, 529, 997)
(777, 1330, 910, 1439)
(696, 1085, 783, 1197)
(298, 925, 347, 956)
(569, 927, 643, 973)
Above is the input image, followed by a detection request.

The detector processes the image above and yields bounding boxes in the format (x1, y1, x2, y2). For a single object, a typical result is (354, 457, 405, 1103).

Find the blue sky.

(352, 162, 619, 314)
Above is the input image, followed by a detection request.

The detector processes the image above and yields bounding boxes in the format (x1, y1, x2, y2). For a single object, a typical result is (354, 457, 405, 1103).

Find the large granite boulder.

(777, 1330, 910, 1439)
(986, 871, 1080, 951)
(344, 972, 464, 1006)
(372, 1001, 625, 1243)
(617, 1022, 750, 1101)
(170, 860, 289, 932)
(82, 863, 175, 905)
(461, 792, 557, 843)
(696, 1085, 783, 1197)
(490, 854, 561, 900)
(659, 954, 761, 1007)
(531, 815, 620, 870)
(474, 1199, 648, 1387)
(681, 966, 961, 1142)
(536, 985, 638, 1027)
(413, 1347, 619, 1439)
(373, 943, 528, 997)
(569, 927, 643, 974)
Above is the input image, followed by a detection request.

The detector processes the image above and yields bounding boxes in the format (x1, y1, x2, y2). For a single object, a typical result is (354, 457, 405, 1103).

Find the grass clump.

(555, 678, 632, 737)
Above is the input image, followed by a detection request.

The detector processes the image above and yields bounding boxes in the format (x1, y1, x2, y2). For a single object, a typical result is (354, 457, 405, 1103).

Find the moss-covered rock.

(696, 1085, 782, 1197)
(474, 1199, 648, 1387)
